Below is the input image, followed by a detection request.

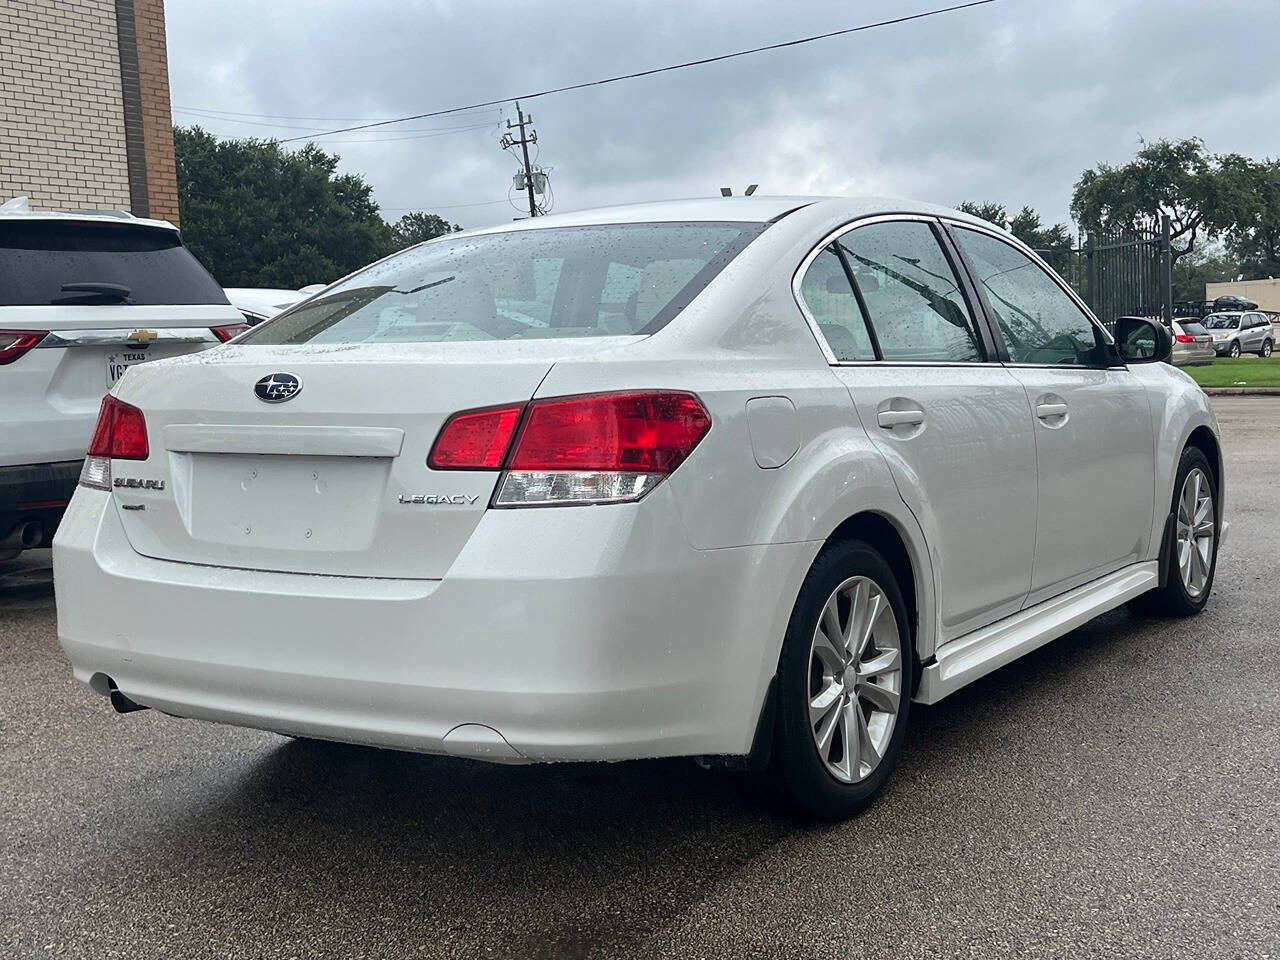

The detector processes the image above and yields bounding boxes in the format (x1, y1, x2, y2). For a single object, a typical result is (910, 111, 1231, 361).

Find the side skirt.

(915, 561, 1159, 705)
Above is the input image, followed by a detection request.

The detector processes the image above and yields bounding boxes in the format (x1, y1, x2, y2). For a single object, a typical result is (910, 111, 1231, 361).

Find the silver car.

(1170, 318, 1215, 366)
(1205, 311, 1275, 357)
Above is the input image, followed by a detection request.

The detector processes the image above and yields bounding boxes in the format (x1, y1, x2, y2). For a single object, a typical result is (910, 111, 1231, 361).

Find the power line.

(279, 1, 999, 144)
(173, 104, 501, 124)
(173, 110, 499, 137)
(306, 122, 499, 143)
(381, 199, 511, 211)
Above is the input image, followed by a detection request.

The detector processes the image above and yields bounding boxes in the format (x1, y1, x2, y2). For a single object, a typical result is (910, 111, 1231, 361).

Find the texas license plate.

(106, 350, 152, 387)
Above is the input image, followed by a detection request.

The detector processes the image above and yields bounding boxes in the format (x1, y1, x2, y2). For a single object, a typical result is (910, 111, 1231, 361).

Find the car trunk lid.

(109, 339, 637, 579)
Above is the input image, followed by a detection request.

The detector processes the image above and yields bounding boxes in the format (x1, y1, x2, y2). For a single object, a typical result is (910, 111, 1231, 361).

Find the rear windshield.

(1178, 321, 1208, 336)
(0, 220, 228, 306)
(240, 222, 765, 345)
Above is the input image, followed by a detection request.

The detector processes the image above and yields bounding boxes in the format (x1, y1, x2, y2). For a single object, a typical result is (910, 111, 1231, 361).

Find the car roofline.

(0, 198, 177, 233)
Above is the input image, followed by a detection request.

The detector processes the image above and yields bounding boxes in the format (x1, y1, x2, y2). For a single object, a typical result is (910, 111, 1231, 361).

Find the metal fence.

(1032, 215, 1173, 335)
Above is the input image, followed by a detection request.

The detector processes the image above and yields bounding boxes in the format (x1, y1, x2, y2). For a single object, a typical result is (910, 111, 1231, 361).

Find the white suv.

(53, 197, 1224, 818)
(0, 199, 246, 558)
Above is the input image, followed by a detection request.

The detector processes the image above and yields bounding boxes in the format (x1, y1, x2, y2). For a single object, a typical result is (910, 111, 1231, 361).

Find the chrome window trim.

(34, 327, 219, 348)
(791, 212, 995, 367)
(939, 216, 1117, 348)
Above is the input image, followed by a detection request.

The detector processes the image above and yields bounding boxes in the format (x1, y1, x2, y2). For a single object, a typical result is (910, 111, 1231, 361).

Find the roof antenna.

(720, 187, 733, 197)
(745, 184, 758, 196)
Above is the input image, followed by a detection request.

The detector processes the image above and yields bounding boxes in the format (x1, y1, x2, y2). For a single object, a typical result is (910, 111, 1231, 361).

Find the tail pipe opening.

(1, 520, 43, 550)
(90, 673, 149, 714)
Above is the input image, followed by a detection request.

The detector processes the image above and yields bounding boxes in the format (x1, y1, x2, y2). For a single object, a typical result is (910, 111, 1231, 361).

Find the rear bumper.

(0, 460, 81, 547)
(53, 486, 817, 763)
(1172, 348, 1214, 367)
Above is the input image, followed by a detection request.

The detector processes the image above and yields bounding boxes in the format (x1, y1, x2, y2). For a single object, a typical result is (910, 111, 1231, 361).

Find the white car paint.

(223, 287, 311, 324)
(53, 196, 1223, 781)
(0, 201, 243, 555)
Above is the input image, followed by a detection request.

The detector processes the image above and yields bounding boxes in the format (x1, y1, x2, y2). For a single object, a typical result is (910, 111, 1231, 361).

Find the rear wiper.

(59, 281, 132, 302)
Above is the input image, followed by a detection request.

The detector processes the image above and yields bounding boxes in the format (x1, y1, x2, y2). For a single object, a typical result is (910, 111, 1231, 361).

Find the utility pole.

(502, 102, 539, 218)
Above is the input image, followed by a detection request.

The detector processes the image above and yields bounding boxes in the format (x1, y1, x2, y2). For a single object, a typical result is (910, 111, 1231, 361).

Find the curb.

(1202, 387, 1280, 396)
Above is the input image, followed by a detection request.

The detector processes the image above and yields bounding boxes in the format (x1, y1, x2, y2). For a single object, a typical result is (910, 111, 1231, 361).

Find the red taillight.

(428, 403, 525, 470)
(508, 392, 710, 473)
(427, 391, 712, 505)
(0, 329, 47, 365)
(1175, 334, 1194, 343)
(87, 395, 149, 460)
(211, 322, 250, 342)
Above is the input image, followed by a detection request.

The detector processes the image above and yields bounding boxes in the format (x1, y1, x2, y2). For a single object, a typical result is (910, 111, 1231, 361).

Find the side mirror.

(1116, 316, 1172, 364)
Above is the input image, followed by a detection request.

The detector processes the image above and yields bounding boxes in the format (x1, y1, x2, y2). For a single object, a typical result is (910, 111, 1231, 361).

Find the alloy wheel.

(1230, 342, 1241, 358)
(807, 576, 903, 784)
(1176, 467, 1215, 598)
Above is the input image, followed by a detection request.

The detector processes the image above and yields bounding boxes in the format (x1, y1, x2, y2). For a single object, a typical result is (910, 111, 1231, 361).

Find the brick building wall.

(135, 0, 178, 224)
(0, 0, 132, 211)
(0, 0, 178, 223)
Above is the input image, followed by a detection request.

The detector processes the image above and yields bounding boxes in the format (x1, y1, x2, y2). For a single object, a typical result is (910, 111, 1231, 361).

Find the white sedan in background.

(54, 196, 1224, 819)
(223, 287, 319, 325)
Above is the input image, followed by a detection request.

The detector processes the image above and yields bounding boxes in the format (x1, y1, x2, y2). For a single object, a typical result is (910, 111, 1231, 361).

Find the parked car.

(1170, 318, 1215, 366)
(1204, 311, 1274, 357)
(53, 197, 1224, 819)
(224, 287, 313, 325)
(1210, 295, 1258, 312)
(0, 196, 246, 559)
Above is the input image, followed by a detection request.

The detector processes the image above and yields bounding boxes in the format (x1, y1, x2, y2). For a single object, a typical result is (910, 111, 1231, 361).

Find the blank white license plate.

(106, 350, 154, 387)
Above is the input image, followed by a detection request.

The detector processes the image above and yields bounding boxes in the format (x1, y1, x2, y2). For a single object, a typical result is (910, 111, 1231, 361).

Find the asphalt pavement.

(1, 397, 1277, 959)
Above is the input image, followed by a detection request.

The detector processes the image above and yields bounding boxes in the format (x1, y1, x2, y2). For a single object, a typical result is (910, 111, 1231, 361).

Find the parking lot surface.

(1, 397, 1277, 959)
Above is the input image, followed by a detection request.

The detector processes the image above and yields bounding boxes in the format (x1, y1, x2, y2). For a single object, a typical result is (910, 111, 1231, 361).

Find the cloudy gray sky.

(166, 0, 1280, 231)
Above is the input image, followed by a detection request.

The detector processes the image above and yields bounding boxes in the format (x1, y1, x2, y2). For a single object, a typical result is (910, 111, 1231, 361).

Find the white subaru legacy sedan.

(54, 197, 1224, 818)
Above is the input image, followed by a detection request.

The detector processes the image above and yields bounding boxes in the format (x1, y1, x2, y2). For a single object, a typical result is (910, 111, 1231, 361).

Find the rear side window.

(797, 246, 875, 361)
(837, 221, 983, 362)
(241, 222, 765, 345)
(0, 220, 228, 306)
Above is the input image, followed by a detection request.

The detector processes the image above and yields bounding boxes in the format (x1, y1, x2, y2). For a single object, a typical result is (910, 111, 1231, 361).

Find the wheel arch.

(1185, 424, 1221, 494)
(823, 510, 929, 683)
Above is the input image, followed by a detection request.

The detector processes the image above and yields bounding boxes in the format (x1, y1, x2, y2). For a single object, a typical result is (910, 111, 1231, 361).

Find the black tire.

(771, 539, 912, 820)
(1229, 341, 1241, 358)
(1128, 446, 1219, 618)
(1260, 339, 1272, 358)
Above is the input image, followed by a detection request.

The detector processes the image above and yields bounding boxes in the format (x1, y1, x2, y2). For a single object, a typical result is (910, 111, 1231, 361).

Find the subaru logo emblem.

(254, 373, 302, 403)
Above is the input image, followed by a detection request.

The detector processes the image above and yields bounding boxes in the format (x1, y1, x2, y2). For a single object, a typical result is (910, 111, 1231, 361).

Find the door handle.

(1035, 402, 1068, 420)
(877, 408, 925, 428)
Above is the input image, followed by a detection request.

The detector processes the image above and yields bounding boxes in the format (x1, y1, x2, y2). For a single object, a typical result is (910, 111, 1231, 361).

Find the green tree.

(174, 126, 396, 288)
(1070, 138, 1234, 263)
(1218, 155, 1280, 279)
(957, 202, 1073, 251)
(957, 201, 1075, 277)
(956, 201, 1008, 228)
(1172, 245, 1239, 303)
(391, 211, 461, 249)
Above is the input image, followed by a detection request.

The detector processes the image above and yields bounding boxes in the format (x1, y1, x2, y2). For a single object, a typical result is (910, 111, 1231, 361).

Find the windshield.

(241, 222, 766, 346)
(1205, 314, 1240, 329)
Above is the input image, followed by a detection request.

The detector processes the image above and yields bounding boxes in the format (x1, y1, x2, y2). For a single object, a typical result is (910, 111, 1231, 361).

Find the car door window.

(797, 245, 876, 361)
(836, 221, 983, 362)
(951, 227, 1109, 366)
